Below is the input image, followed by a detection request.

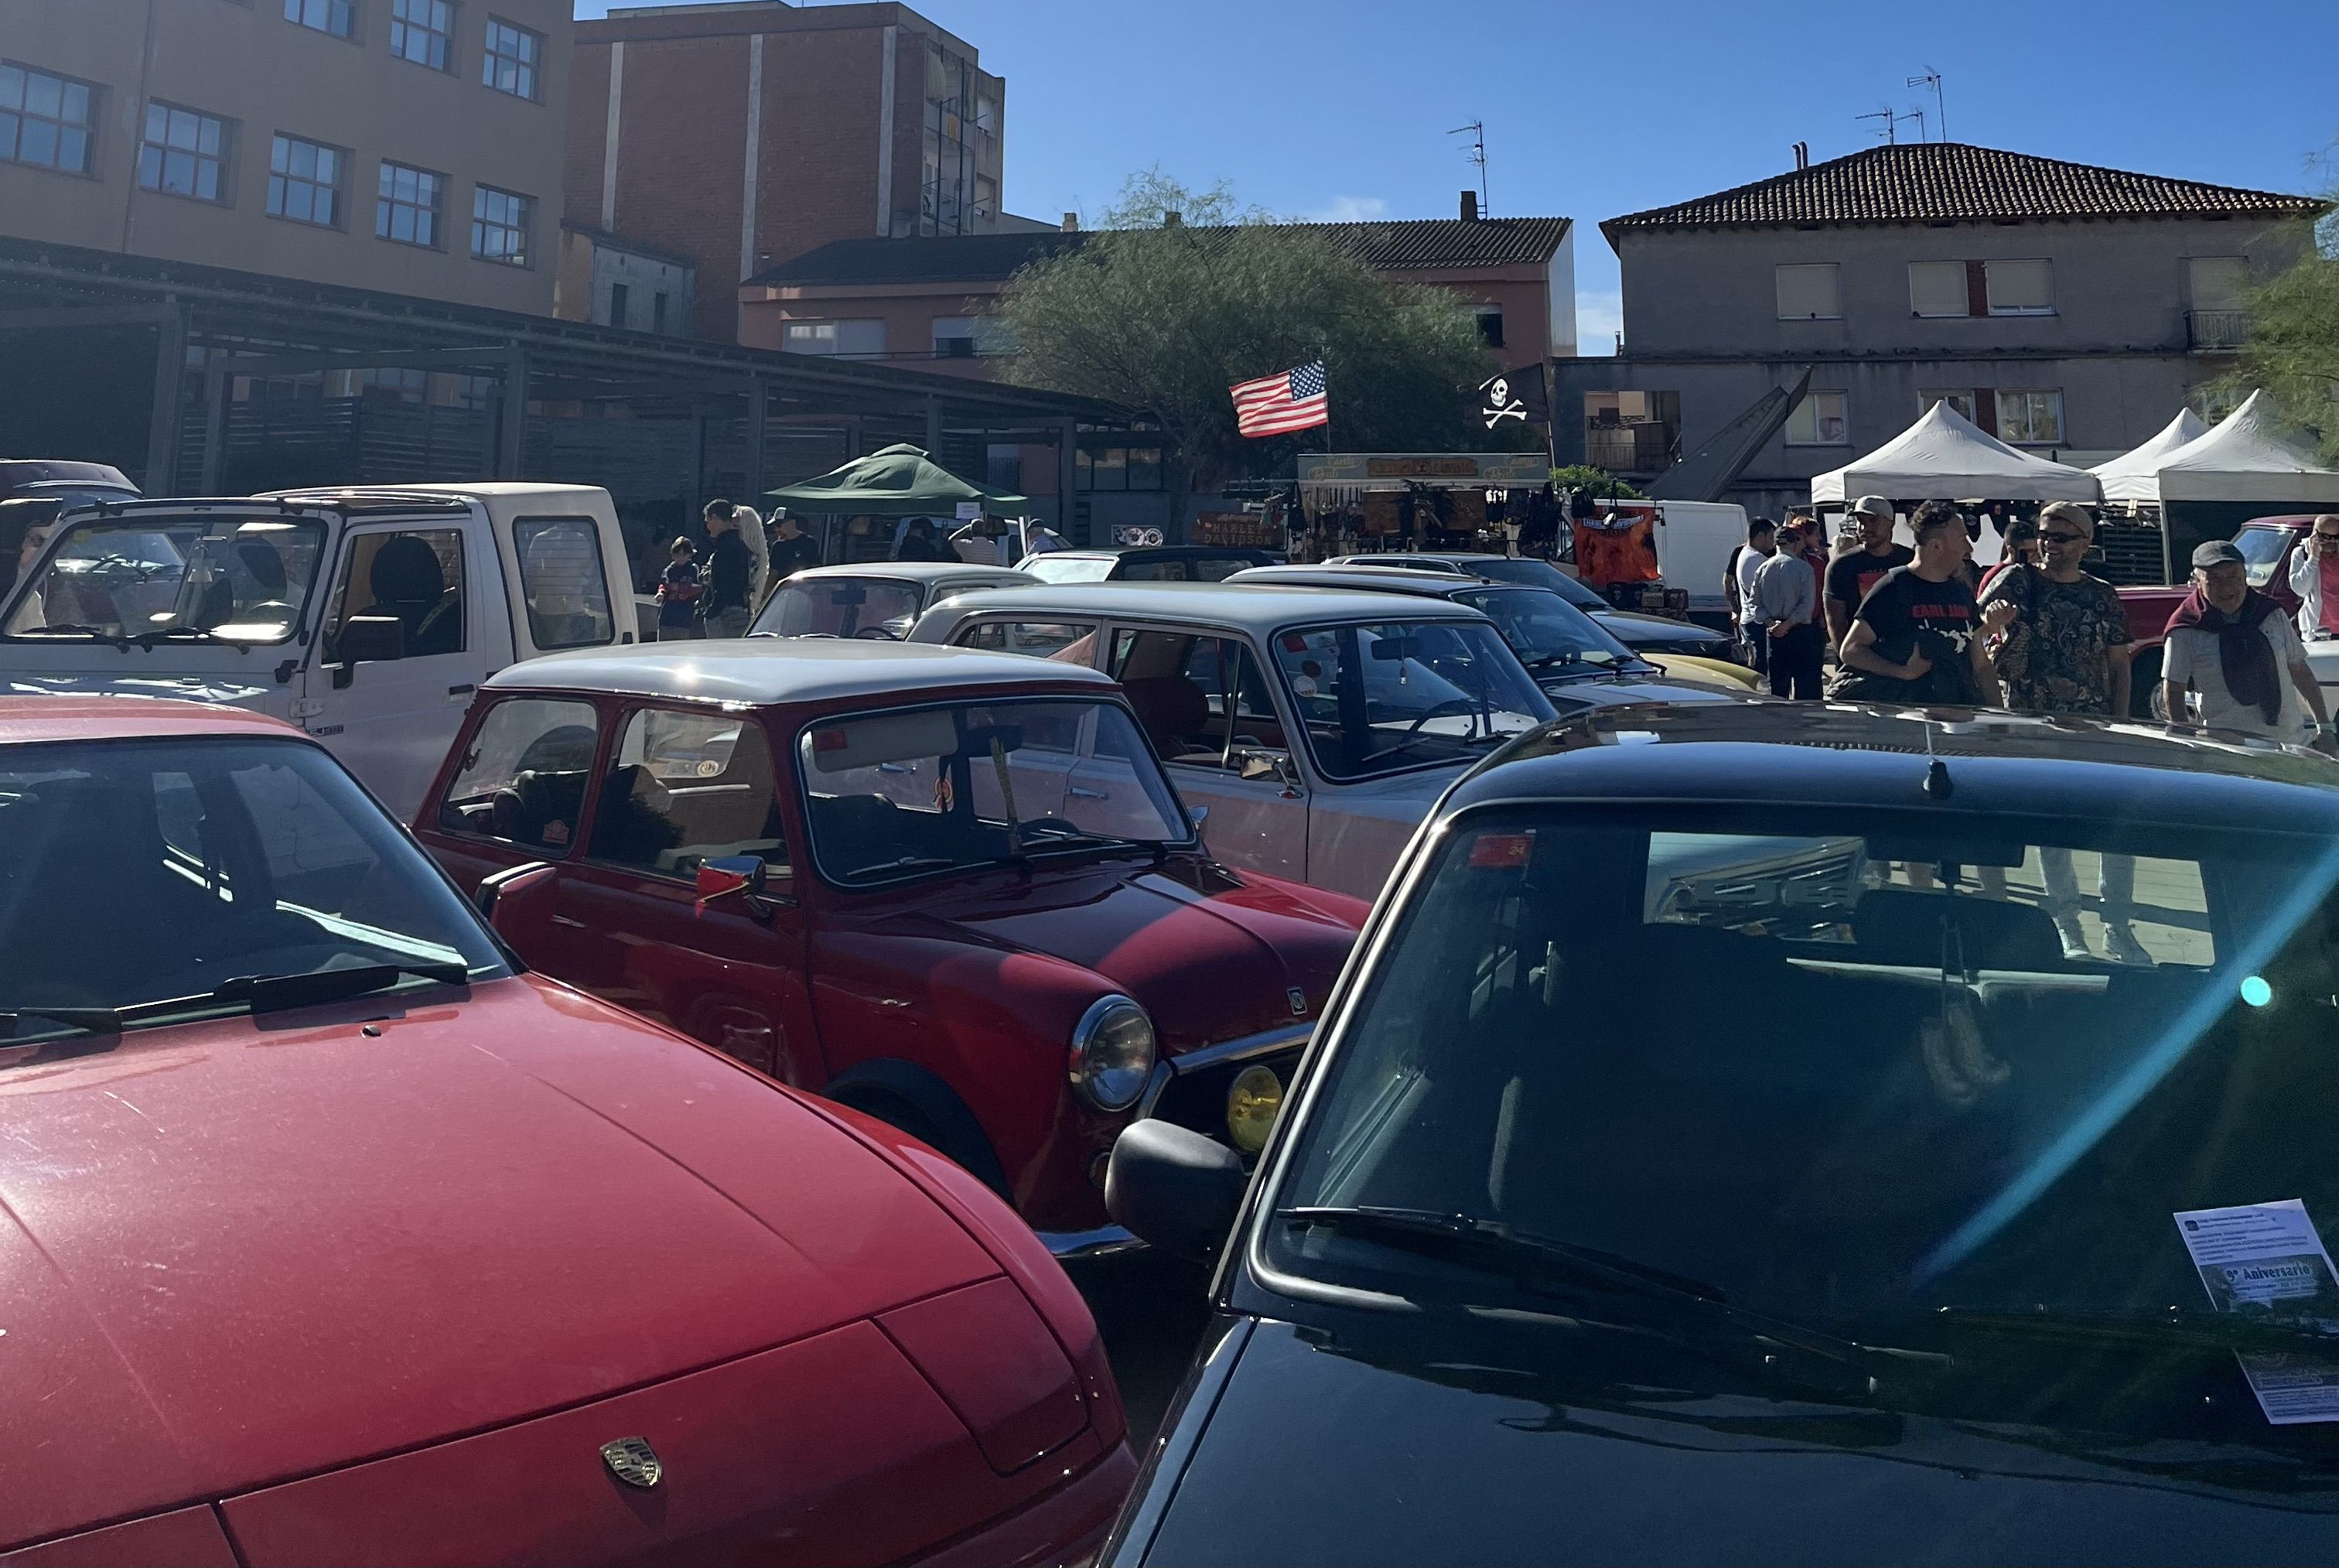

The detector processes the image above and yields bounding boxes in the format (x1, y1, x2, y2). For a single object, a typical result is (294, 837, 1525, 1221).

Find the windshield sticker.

(2174, 1200, 2339, 1424)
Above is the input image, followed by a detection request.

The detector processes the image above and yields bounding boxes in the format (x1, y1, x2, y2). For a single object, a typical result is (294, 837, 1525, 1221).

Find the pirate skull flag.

(1474, 364, 1550, 432)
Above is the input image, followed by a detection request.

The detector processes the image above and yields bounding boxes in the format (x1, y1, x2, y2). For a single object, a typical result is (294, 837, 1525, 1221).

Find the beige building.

(0, 0, 571, 313)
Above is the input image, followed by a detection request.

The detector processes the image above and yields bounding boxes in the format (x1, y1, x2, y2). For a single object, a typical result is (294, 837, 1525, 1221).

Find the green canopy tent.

(765, 443, 1028, 566)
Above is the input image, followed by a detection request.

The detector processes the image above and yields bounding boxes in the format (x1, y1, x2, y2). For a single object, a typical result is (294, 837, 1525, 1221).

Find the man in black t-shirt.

(1836, 501, 2009, 706)
(1825, 495, 1914, 654)
(766, 512, 821, 584)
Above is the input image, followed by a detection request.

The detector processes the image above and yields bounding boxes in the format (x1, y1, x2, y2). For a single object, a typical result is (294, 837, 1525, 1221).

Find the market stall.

(1286, 452, 1558, 562)
(1811, 401, 2101, 508)
(2088, 408, 2209, 489)
(2095, 392, 2339, 581)
(765, 443, 1026, 565)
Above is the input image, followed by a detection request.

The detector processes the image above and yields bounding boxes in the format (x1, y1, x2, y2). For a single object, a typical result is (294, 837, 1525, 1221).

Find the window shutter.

(1774, 264, 1840, 320)
(1908, 261, 1968, 318)
(2187, 257, 2249, 312)
(1985, 260, 2053, 314)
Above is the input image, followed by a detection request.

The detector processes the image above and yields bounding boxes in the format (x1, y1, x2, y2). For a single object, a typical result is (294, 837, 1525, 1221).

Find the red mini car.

(413, 641, 1367, 1252)
(0, 697, 1131, 1566)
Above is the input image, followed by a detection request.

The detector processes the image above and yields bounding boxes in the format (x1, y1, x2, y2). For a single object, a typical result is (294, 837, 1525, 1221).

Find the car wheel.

(2129, 647, 2166, 719)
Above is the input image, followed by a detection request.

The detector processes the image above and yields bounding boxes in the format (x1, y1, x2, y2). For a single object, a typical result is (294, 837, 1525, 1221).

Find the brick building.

(737, 206, 1579, 376)
(568, 1, 1011, 343)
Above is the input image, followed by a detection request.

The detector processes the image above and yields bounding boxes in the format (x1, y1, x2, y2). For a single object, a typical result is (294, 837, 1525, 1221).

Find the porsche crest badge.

(601, 1436, 664, 1489)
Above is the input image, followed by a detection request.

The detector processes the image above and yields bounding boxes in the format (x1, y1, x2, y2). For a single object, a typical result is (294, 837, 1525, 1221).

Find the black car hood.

(1593, 607, 1728, 649)
(1130, 1317, 2339, 1566)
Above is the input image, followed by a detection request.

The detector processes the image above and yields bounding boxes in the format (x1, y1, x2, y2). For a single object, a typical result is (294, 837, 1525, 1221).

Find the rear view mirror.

(1368, 635, 1426, 663)
(332, 614, 405, 687)
(830, 584, 869, 606)
(1105, 1119, 1248, 1262)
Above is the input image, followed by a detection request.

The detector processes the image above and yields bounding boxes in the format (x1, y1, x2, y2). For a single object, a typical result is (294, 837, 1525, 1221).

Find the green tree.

(999, 172, 1504, 492)
(1549, 464, 1645, 500)
(2228, 150, 2339, 461)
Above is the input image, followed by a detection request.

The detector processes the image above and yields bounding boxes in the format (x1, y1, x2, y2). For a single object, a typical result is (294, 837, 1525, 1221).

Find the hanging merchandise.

(1363, 491, 1402, 536)
(1571, 505, 1661, 593)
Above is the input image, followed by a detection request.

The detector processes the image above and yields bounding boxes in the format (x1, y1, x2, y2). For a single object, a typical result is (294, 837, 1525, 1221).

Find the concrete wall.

(1, 0, 570, 313)
(1616, 216, 2306, 359)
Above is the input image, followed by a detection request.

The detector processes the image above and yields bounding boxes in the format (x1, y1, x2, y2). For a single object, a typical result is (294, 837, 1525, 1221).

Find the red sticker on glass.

(1467, 832, 1534, 869)
(811, 727, 848, 753)
(1282, 634, 1309, 653)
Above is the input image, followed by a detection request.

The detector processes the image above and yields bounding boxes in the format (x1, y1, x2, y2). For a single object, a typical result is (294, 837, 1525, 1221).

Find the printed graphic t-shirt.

(1827, 545, 1915, 620)
(1853, 565, 1982, 703)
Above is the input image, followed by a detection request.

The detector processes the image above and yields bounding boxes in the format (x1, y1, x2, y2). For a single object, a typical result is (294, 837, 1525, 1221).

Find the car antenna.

(1922, 724, 1953, 800)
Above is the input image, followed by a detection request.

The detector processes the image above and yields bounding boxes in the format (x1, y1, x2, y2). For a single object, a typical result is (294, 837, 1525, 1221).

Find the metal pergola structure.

(0, 236, 1130, 516)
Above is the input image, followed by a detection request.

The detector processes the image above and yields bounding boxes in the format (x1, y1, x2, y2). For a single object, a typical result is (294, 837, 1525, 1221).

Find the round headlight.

(1225, 1064, 1285, 1155)
(1067, 996, 1155, 1112)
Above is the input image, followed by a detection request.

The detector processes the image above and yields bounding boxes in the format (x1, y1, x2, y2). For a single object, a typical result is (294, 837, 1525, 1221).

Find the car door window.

(1192, 555, 1257, 582)
(958, 617, 1101, 664)
(589, 707, 790, 881)
(435, 696, 600, 852)
(1111, 629, 1283, 770)
(514, 516, 616, 650)
(1120, 558, 1186, 581)
(323, 528, 466, 661)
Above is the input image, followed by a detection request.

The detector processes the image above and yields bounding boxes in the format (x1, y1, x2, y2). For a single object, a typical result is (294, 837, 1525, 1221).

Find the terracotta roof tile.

(1600, 143, 2324, 247)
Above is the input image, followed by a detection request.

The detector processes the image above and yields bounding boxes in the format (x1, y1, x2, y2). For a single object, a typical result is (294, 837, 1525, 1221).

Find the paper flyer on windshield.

(2173, 1200, 2339, 1425)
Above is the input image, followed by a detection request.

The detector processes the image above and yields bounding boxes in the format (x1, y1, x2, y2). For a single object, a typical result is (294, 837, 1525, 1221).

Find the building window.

(376, 161, 443, 247)
(1075, 446, 1164, 493)
(483, 19, 541, 101)
(607, 282, 629, 328)
(783, 319, 885, 358)
(390, 0, 454, 70)
(1985, 259, 2054, 316)
(138, 103, 230, 203)
(1920, 389, 1978, 423)
(284, 0, 357, 39)
(0, 63, 97, 176)
(651, 292, 668, 333)
(471, 184, 532, 265)
(1783, 389, 1849, 446)
(1474, 307, 1506, 348)
(930, 315, 1009, 358)
(266, 134, 342, 226)
(1908, 260, 1969, 319)
(1995, 390, 2064, 445)
(1774, 263, 1840, 321)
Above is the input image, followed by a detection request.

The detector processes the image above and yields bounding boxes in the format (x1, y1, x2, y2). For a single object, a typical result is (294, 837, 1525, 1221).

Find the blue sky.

(576, 0, 2338, 354)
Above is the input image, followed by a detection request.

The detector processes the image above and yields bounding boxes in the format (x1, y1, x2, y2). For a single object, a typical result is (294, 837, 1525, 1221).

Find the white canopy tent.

(1811, 401, 2101, 505)
(2088, 408, 2208, 487)
(2096, 391, 2339, 506)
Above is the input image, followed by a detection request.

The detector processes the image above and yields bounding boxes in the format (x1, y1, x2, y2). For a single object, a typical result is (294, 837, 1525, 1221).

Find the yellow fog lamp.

(1225, 1064, 1285, 1155)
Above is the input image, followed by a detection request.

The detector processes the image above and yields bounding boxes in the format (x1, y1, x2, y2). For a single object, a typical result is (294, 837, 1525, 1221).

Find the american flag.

(1229, 360, 1328, 438)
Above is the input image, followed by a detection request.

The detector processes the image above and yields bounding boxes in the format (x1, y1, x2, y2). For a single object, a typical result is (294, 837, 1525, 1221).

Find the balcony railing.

(1586, 422, 1677, 476)
(2187, 309, 2250, 350)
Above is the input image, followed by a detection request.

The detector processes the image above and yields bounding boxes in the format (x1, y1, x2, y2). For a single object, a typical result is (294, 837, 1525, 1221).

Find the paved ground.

(1067, 1251, 1216, 1446)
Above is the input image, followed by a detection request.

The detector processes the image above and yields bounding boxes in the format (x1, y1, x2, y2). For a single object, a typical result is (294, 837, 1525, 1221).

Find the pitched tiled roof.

(749, 216, 1572, 288)
(1600, 142, 2325, 247)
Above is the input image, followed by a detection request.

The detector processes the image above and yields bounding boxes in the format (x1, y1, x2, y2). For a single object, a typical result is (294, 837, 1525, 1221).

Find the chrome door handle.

(1068, 785, 1109, 800)
(551, 914, 586, 929)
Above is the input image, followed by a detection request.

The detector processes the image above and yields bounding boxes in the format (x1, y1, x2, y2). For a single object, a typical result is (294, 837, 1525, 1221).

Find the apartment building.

(569, 2, 1010, 343)
(0, 0, 572, 314)
(737, 204, 1578, 377)
(1549, 143, 2324, 520)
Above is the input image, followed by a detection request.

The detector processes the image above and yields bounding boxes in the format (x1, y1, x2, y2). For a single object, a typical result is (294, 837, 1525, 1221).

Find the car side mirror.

(331, 614, 405, 688)
(1105, 1119, 1248, 1262)
(477, 860, 559, 948)
(1234, 748, 1302, 796)
(695, 853, 768, 907)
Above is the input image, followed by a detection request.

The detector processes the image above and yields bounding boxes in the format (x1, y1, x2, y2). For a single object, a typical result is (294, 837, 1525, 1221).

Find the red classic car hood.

(0, 975, 997, 1549)
(902, 863, 1361, 1051)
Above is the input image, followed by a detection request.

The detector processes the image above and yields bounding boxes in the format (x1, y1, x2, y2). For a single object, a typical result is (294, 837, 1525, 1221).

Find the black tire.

(2129, 647, 2167, 719)
(839, 1089, 949, 1155)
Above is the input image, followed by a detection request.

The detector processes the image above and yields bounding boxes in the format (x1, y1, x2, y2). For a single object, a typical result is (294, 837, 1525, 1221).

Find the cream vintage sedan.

(909, 583, 1555, 902)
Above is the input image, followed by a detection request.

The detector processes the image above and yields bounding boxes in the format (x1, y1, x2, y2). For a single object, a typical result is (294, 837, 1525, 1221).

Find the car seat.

(1121, 675, 1214, 763)
(360, 536, 461, 656)
(588, 764, 681, 866)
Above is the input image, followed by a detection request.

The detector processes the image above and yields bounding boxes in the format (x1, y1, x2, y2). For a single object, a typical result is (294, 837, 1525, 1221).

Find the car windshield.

(1265, 620, 1553, 781)
(1021, 555, 1117, 583)
(0, 736, 504, 1046)
(1266, 802, 2339, 1450)
(2233, 524, 2292, 588)
(2, 512, 326, 644)
(753, 576, 924, 640)
(1454, 586, 1637, 674)
(1466, 555, 1607, 607)
(799, 696, 1191, 886)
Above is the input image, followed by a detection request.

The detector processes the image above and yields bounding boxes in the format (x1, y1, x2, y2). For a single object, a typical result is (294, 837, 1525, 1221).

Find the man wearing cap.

(1825, 497, 1914, 654)
(2284, 514, 2339, 644)
(2164, 539, 2330, 746)
(1750, 516, 1824, 699)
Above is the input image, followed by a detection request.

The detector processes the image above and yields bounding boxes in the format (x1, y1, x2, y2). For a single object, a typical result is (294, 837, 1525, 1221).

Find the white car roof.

(263, 482, 612, 504)
(780, 562, 1036, 586)
(484, 637, 1115, 707)
(917, 582, 1490, 635)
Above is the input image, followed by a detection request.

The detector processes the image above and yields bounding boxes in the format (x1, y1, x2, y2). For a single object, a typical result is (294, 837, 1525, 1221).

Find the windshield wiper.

(5, 623, 130, 650)
(212, 962, 471, 1015)
(127, 626, 252, 651)
(1279, 1204, 1899, 1382)
(1931, 1305, 2339, 1354)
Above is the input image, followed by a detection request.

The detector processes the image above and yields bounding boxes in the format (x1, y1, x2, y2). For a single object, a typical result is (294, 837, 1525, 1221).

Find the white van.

(1589, 497, 1750, 619)
(0, 483, 634, 820)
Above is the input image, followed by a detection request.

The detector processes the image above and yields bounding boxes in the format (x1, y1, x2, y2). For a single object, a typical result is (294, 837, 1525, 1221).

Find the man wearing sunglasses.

(1980, 501, 2146, 963)
(2284, 514, 2339, 644)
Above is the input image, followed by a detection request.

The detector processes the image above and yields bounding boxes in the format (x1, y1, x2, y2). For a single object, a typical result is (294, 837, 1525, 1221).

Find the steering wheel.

(852, 626, 900, 641)
(1360, 697, 1480, 765)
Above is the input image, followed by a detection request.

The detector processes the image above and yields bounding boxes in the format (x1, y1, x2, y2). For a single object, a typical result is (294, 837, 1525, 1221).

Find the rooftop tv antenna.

(1907, 68, 1946, 140)
(1449, 120, 1488, 216)
(1857, 107, 1898, 145)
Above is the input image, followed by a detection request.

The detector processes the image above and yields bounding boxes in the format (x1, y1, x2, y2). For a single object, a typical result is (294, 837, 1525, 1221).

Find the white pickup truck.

(0, 483, 636, 820)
